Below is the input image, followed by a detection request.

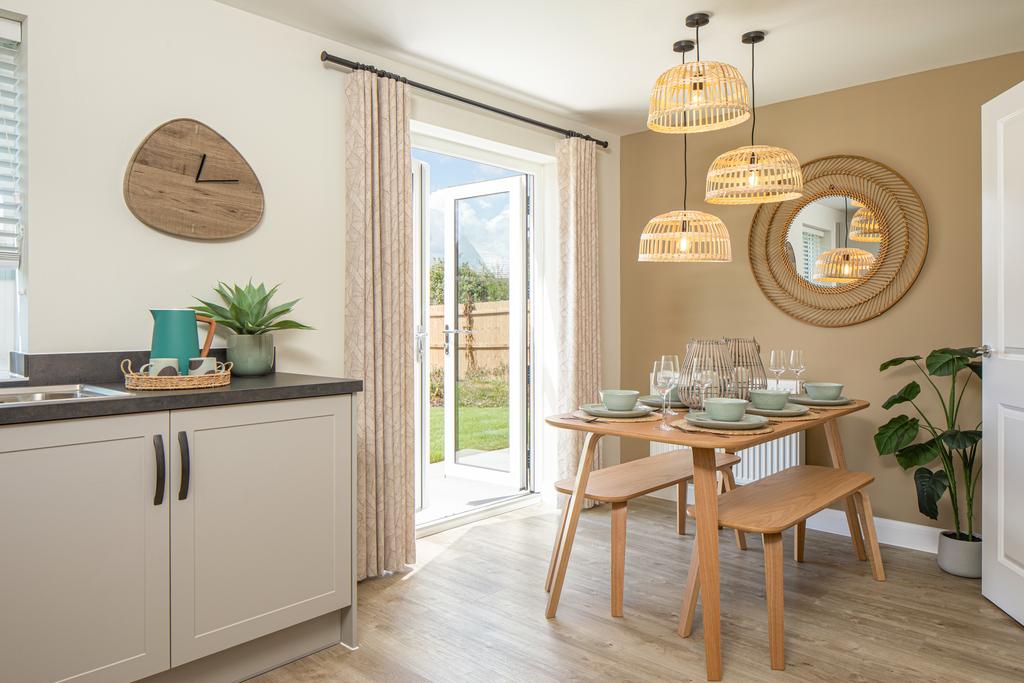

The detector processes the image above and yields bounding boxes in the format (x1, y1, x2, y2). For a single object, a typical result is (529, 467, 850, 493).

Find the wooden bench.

(546, 448, 742, 617)
(679, 465, 885, 671)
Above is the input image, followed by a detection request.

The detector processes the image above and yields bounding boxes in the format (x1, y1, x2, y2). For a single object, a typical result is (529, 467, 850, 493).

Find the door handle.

(414, 326, 428, 363)
(177, 431, 191, 500)
(443, 324, 472, 356)
(976, 345, 992, 358)
(153, 434, 166, 506)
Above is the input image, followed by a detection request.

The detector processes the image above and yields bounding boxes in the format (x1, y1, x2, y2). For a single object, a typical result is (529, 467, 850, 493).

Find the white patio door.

(433, 176, 528, 487)
(981, 78, 1024, 624)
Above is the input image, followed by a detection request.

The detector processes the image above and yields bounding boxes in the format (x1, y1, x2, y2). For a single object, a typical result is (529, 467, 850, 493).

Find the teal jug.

(150, 309, 217, 372)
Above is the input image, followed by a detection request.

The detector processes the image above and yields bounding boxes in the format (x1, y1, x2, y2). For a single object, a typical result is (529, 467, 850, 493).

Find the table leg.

(823, 419, 867, 561)
(721, 466, 747, 551)
(691, 446, 722, 681)
(610, 501, 628, 617)
(546, 432, 602, 619)
(545, 496, 571, 592)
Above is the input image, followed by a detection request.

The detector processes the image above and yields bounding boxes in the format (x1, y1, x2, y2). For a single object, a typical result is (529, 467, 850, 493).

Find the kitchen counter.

(0, 372, 362, 426)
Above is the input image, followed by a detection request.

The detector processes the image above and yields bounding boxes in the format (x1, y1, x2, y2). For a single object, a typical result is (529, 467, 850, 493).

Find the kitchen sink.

(0, 384, 131, 405)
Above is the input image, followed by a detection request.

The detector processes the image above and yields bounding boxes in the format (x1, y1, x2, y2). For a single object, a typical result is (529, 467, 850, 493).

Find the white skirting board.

(647, 487, 939, 555)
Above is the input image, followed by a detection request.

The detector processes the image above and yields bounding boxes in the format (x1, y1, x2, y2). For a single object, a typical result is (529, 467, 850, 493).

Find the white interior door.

(981, 78, 1024, 625)
(435, 176, 527, 487)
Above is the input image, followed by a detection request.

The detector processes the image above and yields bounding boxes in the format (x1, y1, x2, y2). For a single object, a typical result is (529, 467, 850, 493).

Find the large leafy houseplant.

(192, 281, 312, 376)
(874, 347, 982, 543)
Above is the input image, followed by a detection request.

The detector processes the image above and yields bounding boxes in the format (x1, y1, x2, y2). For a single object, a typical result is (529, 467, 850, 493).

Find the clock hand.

(195, 152, 240, 183)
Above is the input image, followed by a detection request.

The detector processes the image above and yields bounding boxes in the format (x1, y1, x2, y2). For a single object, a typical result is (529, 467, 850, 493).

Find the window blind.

(800, 232, 821, 281)
(0, 31, 21, 267)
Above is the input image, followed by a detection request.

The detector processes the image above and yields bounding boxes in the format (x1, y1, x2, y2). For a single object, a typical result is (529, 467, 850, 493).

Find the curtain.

(555, 137, 602, 508)
(345, 70, 415, 580)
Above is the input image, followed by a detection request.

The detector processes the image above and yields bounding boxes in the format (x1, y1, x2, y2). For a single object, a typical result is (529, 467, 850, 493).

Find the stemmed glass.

(769, 349, 786, 388)
(653, 355, 680, 431)
(788, 350, 806, 393)
(698, 369, 718, 409)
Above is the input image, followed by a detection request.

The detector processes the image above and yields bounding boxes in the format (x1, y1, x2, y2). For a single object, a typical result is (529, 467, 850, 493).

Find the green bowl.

(600, 389, 639, 411)
(805, 382, 844, 400)
(703, 398, 749, 422)
(749, 389, 790, 410)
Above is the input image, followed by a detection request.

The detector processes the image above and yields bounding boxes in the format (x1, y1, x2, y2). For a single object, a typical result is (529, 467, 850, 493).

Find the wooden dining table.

(545, 399, 870, 681)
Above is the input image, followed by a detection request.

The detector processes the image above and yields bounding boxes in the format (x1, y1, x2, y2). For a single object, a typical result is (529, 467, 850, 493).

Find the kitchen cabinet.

(169, 395, 353, 665)
(0, 394, 355, 682)
(0, 412, 171, 683)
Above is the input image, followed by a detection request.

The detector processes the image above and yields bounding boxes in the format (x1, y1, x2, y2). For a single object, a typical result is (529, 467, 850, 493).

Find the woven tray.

(763, 412, 819, 422)
(122, 359, 232, 390)
(671, 419, 775, 436)
(570, 410, 663, 424)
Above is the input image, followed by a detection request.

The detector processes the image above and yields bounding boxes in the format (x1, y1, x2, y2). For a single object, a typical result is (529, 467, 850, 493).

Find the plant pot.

(936, 531, 982, 578)
(227, 334, 275, 376)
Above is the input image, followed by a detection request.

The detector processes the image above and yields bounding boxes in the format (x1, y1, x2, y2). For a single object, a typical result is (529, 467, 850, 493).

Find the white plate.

(746, 403, 811, 417)
(789, 394, 852, 406)
(580, 403, 654, 419)
(683, 412, 769, 430)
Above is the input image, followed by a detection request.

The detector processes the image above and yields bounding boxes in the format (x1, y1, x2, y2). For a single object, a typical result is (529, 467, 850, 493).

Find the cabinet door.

(169, 395, 353, 665)
(0, 413, 171, 683)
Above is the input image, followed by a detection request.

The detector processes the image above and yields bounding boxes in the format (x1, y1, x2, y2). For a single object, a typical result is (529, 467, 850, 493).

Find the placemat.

(671, 419, 775, 436)
(569, 410, 663, 424)
(801, 403, 855, 411)
(763, 412, 819, 422)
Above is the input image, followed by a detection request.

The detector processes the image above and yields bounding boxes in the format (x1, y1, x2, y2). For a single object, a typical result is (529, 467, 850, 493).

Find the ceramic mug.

(188, 357, 219, 376)
(146, 358, 179, 377)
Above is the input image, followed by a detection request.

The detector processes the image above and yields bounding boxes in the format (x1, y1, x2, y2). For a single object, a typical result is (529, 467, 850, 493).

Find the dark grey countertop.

(0, 372, 363, 426)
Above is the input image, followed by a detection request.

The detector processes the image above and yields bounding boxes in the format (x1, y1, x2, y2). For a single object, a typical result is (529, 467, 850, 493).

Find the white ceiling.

(218, 0, 1024, 135)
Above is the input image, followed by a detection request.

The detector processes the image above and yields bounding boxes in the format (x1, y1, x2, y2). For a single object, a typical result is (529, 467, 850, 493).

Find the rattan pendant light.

(639, 41, 731, 264)
(706, 31, 803, 205)
(848, 206, 883, 242)
(814, 198, 876, 283)
(647, 13, 750, 134)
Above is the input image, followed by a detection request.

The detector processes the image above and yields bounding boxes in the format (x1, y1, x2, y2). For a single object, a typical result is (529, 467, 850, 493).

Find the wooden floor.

(255, 498, 1024, 682)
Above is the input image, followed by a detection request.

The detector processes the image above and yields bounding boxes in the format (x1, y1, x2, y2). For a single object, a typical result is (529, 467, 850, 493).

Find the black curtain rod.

(320, 51, 609, 149)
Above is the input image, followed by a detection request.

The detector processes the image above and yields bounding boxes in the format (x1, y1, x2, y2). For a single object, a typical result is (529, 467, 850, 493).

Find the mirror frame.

(749, 155, 928, 327)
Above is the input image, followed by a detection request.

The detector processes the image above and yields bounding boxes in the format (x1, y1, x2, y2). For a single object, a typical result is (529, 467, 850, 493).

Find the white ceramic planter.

(936, 531, 982, 578)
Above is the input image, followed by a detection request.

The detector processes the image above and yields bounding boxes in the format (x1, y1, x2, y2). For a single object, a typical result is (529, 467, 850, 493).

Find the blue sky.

(413, 148, 521, 270)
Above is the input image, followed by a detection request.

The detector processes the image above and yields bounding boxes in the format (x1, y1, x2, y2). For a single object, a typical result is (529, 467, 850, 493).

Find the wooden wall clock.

(123, 118, 264, 239)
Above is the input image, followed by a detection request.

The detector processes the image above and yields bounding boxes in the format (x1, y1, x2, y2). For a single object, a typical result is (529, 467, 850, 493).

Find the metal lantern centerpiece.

(680, 339, 736, 409)
(725, 337, 768, 399)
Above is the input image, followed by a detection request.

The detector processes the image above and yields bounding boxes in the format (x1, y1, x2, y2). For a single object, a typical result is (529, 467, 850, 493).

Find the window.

(800, 229, 823, 281)
(0, 16, 22, 373)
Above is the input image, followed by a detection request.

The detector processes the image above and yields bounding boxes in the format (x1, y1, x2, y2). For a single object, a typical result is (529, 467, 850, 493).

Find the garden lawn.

(429, 406, 509, 464)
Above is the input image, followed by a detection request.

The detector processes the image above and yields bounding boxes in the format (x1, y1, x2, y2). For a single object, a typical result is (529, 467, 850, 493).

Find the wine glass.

(788, 350, 806, 393)
(698, 369, 719, 409)
(653, 355, 680, 431)
(769, 349, 786, 389)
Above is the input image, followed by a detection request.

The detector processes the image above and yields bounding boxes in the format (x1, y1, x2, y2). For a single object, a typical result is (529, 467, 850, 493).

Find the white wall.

(12, 0, 621, 465)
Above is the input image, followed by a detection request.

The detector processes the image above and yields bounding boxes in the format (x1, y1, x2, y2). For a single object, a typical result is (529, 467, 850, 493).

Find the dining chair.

(547, 448, 743, 617)
(679, 465, 885, 670)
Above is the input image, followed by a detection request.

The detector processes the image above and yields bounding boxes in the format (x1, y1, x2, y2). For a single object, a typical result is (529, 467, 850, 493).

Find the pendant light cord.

(750, 40, 756, 146)
(682, 47, 688, 211)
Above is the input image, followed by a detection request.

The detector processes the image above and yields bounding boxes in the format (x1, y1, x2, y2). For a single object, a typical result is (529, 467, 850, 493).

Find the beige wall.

(620, 52, 1024, 528)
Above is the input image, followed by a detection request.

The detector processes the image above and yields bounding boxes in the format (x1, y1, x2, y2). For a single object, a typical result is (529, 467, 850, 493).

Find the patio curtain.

(345, 69, 416, 580)
(555, 137, 602, 508)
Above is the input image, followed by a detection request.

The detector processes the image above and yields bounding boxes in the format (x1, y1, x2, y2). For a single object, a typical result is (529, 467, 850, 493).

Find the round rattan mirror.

(749, 155, 927, 327)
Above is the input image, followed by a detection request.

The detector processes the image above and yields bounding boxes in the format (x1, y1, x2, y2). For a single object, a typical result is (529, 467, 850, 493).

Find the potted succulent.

(192, 280, 312, 376)
(874, 347, 983, 577)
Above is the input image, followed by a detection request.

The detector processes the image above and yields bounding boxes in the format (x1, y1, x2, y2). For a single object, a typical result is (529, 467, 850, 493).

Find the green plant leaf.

(194, 281, 311, 336)
(267, 319, 315, 331)
(895, 437, 942, 469)
(914, 467, 949, 519)
(875, 415, 920, 455)
(926, 347, 974, 376)
(940, 429, 983, 450)
(882, 381, 921, 410)
(256, 298, 301, 327)
(968, 361, 982, 379)
(879, 355, 922, 372)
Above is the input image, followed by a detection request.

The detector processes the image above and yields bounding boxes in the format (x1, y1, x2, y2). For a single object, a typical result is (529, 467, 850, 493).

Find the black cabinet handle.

(153, 434, 166, 506)
(178, 431, 191, 500)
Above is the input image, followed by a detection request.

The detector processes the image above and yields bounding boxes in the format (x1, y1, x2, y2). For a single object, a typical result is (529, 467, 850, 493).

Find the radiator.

(648, 378, 804, 484)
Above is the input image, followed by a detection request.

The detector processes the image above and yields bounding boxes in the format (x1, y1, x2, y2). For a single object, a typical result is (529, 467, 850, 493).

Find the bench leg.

(545, 496, 571, 593)
(611, 501, 628, 617)
(678, 533, 701, 637)
(855, 490, 886, 581)
(721, 467, 747, 551)
(794, 520, 806, 563)
(676, 481, 688, 535)
(824, 420, 867, 561)
(763, 532, 785, 671)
